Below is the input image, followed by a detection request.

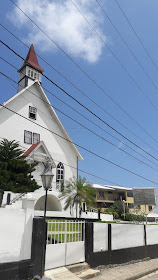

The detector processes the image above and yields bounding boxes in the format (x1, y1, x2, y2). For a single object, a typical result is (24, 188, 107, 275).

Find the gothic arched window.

(56, 162, 64, 183)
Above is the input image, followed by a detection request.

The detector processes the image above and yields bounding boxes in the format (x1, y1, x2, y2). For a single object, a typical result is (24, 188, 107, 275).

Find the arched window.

(56, 162, 64, 183)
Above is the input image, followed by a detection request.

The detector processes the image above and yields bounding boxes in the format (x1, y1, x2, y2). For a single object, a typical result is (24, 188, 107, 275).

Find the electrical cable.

(2, 68, 158, 172)
(70, 0, 158, 112)
(0, 85, 158, 185)
(8, 2, 158, 131)
(1, 25, 158, 152)
(2, 58, 158, 170)
(114, 0, 158, 73)
(1, 41, 158, 163)
(95, 0, 158, 95)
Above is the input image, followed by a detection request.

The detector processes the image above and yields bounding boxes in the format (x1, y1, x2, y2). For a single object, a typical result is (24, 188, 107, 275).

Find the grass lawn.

(46, 219, 84, 243)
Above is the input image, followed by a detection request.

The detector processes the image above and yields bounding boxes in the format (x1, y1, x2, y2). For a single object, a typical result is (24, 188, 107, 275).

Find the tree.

(0, 139, 40, 205)
(104, 201, 129, 219)
(59, 176, 96, 218)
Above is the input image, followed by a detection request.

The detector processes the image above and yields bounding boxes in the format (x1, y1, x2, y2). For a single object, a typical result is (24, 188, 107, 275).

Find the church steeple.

(17, 44, 44, 92)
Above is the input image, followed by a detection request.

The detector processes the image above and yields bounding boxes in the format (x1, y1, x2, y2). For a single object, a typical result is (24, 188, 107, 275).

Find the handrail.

(10, 193, 25, 204)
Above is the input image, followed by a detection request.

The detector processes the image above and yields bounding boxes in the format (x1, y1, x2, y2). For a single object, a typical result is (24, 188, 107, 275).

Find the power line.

(8, 2, 158, 135)
(1, 28, 158, 159)
(2, 69, 158, 173)
(0, 85, 158, 185)
(0, 136, 125, 188)
(2, 25, 158, 154)
(1, 41, 158, 163)
(2, 57, 158, 169)
(1, 136, 157, 201)
(70, 0, 158, 112)
(114, 0, 158, 74)
(95, 0, 158, 95)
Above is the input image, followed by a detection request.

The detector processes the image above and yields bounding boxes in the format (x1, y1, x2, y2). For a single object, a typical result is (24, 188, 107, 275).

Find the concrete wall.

(86, 222, 158, 268)
(0, 207, 34, 263)
(146, 225, 158, 245)
(93, 223, 108, 252)
(112, 224, 144, 250)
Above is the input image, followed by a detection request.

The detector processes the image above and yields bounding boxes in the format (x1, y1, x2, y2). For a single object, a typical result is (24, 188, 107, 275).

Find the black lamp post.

(40, 161, 54, 274)
(41, 163, 54, 219)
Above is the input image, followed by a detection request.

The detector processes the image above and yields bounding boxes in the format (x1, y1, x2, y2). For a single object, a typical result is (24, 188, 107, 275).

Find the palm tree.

(59, 176, 96, 218)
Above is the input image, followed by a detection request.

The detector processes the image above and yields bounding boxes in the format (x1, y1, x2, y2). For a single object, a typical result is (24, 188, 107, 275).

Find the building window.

(29, 106, 37, 120)
(149, 206, 152, 211)
(24, 131, 40, 144)
(127, 191, 133, 197)
(56, 162, 64, 183)
(128, 203, 134, 209)
(98, 191, 104, 199)
(33, 133, 40, 144)
(24, 130, 32, 144)
(108, 191, 112, 194)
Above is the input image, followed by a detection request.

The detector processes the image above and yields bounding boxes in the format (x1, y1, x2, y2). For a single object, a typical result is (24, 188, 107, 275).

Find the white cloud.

(8, 0, 106, 63)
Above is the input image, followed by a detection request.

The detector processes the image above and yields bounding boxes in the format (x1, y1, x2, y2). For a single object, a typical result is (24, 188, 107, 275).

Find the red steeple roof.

(18, 44, 44, 73)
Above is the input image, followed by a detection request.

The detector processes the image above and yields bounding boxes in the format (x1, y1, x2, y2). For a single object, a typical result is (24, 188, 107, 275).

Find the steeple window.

(27, 67, 39, 80)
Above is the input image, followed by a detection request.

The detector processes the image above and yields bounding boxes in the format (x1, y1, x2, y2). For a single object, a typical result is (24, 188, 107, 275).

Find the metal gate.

(45, 220, 85, 270)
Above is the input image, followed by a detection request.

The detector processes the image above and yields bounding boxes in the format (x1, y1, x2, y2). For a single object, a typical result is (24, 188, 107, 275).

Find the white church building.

(0, 44, 83, 215)
(0, 44, 113, 221)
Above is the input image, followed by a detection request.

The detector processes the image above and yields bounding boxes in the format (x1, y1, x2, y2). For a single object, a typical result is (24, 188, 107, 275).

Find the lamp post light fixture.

(41, 161, 54, 219)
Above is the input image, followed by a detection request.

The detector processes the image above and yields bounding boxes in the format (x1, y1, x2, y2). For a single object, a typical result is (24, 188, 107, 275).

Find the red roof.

(22, 142, 40, 159)
(19, 44, 44, 73)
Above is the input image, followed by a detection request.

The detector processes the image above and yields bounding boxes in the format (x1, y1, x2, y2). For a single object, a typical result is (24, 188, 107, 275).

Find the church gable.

(0, 80, 83, 161)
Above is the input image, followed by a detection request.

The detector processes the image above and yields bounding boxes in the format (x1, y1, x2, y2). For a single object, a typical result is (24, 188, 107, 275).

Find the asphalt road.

(138, 271, 158, 279)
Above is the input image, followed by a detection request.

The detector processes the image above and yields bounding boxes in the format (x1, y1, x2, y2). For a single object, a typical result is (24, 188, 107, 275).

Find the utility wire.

(70, 0, 158, 112)
(2, 27, 158, 158)
(2, 57, 158, 169)
(2, 69, 158, 173)
(0, 78, 158, 185)
(1, 136, 156, 201)
(0, 136, 125, 188)
(114, 0, 158, 73)
(8, 2, 158, 131)
(1, 41, 158, 163)
(95, 0, 158, 95)
(2, 25, 158, 153)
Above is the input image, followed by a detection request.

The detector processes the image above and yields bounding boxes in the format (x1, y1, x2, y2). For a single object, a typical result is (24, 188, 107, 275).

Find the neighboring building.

(92, 184, 155, 214)
(0, 44, 83, 216)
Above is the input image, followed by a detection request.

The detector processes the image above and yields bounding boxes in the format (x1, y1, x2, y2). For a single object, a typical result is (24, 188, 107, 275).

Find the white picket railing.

(47, 220, 85, 245)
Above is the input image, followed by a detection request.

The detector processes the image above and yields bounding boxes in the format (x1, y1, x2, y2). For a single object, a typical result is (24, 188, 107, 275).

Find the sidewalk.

(45, 267, 80, 280)
(44, 258, 158, 280)
(92, 258, 158, 280)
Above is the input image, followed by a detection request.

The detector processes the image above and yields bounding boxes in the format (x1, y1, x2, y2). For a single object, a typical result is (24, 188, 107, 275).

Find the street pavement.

(138, 271, 158, 279)
(91, 258, 158, 280)
(44, 258, 158, 280)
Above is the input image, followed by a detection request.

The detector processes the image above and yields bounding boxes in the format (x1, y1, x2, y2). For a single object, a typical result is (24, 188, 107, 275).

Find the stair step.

(77, 269, 100, 279)
(67, 263, 89, 273)
(45, 267, 80, 279)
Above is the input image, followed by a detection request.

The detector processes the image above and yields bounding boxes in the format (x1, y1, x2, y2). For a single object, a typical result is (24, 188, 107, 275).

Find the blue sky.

(1, 0, 158, 203)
